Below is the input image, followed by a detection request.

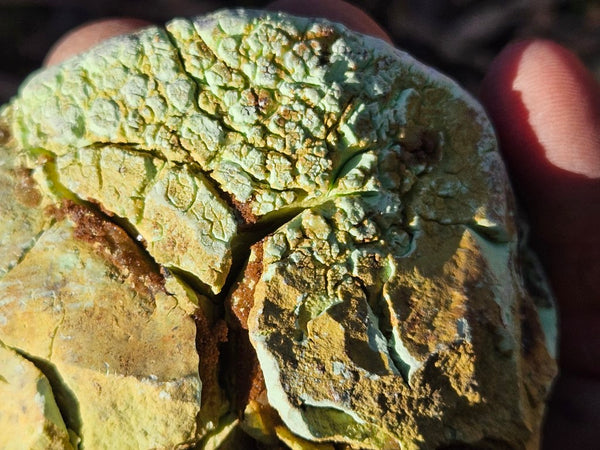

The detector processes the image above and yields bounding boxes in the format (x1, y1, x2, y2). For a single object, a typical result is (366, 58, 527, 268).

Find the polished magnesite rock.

(0, 8, 557, 449)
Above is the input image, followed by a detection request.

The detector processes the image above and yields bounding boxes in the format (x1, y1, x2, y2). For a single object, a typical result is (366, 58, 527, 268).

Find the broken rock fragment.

(0, 203, 206, 448)
(0, 8, 557, 449)
(0, 342, 74, 450)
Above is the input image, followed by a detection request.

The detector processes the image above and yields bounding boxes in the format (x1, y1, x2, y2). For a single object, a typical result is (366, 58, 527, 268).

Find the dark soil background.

(0, 0, 599, 104)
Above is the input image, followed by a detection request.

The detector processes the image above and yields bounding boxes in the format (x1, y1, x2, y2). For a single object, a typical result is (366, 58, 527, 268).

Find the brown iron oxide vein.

(225, 242, 275, 417)
(51, 196, 279, 440)
(50, 200, 166, 300)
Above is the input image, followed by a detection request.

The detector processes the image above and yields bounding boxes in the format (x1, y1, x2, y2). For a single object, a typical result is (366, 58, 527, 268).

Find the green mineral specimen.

(0, 8, 557, 449)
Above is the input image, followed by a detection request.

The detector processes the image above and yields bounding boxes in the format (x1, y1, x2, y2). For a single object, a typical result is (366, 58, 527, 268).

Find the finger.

(481, 40, 600, 449)
(44, 18, 153, 66)
(480, 40, 600, 320)
(267, 0, 393, 44)
(44, 3, 393, 67)
(541, 373, 600, 449)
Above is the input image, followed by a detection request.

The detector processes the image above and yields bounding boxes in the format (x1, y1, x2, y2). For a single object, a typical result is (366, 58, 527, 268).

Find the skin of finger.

(542, 373, 600, 449)
(266, 0, 393, 43)
(512, 41, 600, 179)
(44, 18, 153, 66)
(481, 40, 600, 317)
(45, 1, 392, 67)
(481, 40, 600, 449)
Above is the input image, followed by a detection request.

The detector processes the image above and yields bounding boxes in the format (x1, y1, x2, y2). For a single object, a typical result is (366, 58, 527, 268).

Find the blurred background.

(0, 0, 599, 104)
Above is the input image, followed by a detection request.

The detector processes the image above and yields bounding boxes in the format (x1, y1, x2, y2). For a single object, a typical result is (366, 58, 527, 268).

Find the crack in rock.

(0, 9, 557, 449)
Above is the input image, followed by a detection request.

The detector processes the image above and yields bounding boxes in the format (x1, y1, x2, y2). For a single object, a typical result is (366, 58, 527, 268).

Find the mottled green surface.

(0, 9, 557, 449)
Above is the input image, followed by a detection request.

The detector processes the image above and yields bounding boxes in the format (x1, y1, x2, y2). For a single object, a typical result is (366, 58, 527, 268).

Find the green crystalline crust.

(0, 8, 557, 449)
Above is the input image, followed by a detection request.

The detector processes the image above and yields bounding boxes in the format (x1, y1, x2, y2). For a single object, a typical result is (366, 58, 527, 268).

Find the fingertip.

(480, 38, 600, 243)
(44, 18, 153, 67)
(482, 39, 600, 319)
(481, 39, 600, 181)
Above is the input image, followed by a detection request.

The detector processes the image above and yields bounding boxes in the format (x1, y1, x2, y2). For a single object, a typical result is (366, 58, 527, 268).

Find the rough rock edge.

(0, 8, 558, 449)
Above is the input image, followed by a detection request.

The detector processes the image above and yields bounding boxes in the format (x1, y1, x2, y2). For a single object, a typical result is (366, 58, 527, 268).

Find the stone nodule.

(0, 9, 557, 449)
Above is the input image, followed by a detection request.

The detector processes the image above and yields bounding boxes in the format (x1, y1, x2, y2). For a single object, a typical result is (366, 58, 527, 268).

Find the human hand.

(481, 39, 600, 449)
(44, 1, 599, 448)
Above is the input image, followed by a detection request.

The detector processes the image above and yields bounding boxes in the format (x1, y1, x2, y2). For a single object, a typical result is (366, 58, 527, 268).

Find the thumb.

(481, 40, 600, 448)
(481, 39, 600, 329)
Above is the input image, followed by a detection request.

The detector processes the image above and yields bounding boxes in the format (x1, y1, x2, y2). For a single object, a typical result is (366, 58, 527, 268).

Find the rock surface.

(0, 9, 557, 449)
(0, 342, 74, 450)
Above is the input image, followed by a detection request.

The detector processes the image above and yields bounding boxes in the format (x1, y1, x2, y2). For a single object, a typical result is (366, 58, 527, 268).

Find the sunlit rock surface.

(0, 9, 556, 448)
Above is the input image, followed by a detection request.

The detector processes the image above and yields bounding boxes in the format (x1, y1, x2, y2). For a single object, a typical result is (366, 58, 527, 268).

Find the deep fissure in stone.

(12, 348, 83, 444)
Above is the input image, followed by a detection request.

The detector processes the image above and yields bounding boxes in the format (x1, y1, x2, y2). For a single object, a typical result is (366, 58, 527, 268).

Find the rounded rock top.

(0, 8, 557, 449)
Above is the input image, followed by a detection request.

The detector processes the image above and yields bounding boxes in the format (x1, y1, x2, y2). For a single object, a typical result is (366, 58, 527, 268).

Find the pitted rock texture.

(0, 8, 556, 449)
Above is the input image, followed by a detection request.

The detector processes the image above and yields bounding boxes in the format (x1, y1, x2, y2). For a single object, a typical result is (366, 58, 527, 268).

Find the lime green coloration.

(56, 146, 237, 293)
(0, 8, 557, 449)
